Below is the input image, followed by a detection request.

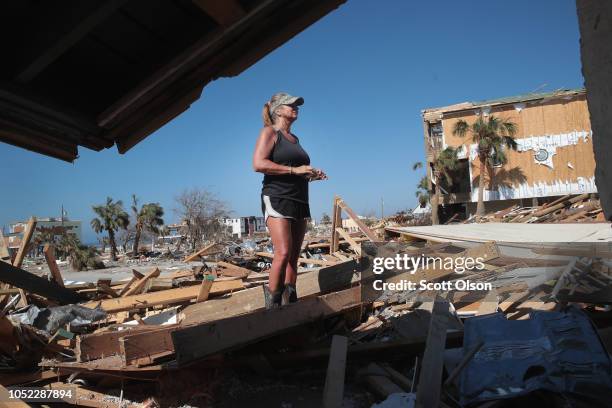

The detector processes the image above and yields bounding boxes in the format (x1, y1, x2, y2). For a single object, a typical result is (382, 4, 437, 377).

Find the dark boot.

(263, 284, 282, 310)
(281, 283, 297, 306)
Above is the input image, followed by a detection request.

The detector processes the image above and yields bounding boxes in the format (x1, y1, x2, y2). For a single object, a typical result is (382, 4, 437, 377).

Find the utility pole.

(381, 197, 384, 220)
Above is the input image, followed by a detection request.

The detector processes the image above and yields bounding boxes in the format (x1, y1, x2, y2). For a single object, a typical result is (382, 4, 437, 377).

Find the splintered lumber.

(0, 261, 83, 304)
(180, 260, 360, 325)
(173, 286, 362, 365)
(184, 242, 220, 262)
(43, 244, 64, 287)
(322, 335, 348, 408)
(331, 196, 342, 252)
(119, 270, 145, 296)
(13, 217, 36, 308)
(528, 193, 590, 219)
(13, 217, 36, 269)
(123, 268, 160, 296)
(337, 198, 378, 241)
(335, 228, 362, 256)
(415, 297, 450, 408)
(83, 279, 243, 313)
(216, 261, 252, 278)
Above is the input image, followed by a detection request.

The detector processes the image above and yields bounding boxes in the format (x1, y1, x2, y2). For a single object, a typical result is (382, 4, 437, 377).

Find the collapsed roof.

(0, 0, 346, 162)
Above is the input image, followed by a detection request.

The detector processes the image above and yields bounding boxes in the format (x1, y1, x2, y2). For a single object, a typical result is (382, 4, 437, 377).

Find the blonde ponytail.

(262, 102, 274, 126)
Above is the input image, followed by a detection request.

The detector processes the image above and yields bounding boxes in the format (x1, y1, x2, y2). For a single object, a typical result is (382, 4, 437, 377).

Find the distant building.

(157, 222, 186, 245)
(222, 216, 266, 239)
(8, 217, 82, 255)
(421, 89, 596, 217)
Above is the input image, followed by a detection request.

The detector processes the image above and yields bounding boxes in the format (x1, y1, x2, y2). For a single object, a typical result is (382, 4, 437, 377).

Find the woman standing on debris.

(253, 92, 327, 309)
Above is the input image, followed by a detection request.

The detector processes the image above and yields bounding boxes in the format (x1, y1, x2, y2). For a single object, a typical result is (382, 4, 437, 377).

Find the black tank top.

(261, 130, 310, 203)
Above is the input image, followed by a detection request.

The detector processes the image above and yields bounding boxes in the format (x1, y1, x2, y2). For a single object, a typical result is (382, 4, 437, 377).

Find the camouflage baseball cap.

(269, 92, 304, 115)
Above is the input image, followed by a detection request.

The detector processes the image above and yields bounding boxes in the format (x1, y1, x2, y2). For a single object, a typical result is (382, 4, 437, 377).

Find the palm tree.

(430, 147, 460, 224)
(131, 194, 164, 256)
(415, 175, 430, 207)
(413, 148, 460, 225)
(452, 115, 517, 217)
(91, 197, 129, 261)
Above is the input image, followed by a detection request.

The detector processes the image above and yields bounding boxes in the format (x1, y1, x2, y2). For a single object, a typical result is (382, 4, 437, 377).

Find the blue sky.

(0, 0, 584, 244)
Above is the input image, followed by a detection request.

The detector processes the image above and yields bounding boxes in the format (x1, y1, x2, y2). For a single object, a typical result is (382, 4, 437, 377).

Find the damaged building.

(422, 89, 596, 218)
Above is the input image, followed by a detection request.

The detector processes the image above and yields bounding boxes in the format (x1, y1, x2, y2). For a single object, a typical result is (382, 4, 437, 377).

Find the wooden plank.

(83, 280, 243, 313)
(184, 242, 220, 262)
(75, 325, 163, 362)
(415, 297, 450, 408)
(476, 289, 498, 316)
(13, 217, 36, 269)
(173, 286, 362, 365)
(216, 261, 252, 279)
(119, 326, 177, 366)
(334, 228, 361, 256)
(180, 260, 360, 325)
(337, 199, 377, 241)
(331, 196, 341, 253)
(43, 244, 64, 287)
(196, 276, 214, 302)
(118, 270, 145, 297)
(123, 268, 160, 297)
(192, 0, 245, 26)
(322, 335, 348, 408)
(0, 260, 83, 304)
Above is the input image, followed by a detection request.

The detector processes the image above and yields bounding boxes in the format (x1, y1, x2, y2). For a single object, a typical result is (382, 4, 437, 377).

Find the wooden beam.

(173, 286, 362, 366)
(331, 196, 341, 253)
(123, 268, 160, 297)
(118, 270, 144, 297)
(13, 217, 36, 269)
(83, 279, 243, 313)
(184, 242, 220, 262)
(196, 276, 214, 302)
(337, 199, 377, 241)
(216, 261, 252, 279)
(180, 260, 360, 325)
(322, 335, 348, 408)
(43, 244, 64, 287)
(0, 260, 83, 304)
(334, 228, 361, 256)
(476, 289, 498, 316)
(192, 0, 246, 26)
(415, 297, 450, 408)
(119, 326, 177, 367)
(16, 1, 126, 82)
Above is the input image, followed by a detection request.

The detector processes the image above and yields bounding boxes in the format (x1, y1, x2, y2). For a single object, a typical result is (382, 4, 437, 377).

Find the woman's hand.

(309, 168, 328, 181)
(292, 165, 316, 178)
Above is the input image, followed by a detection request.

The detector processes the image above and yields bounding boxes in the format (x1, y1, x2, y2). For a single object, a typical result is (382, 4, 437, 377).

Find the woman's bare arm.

(252, 127, 314, 176)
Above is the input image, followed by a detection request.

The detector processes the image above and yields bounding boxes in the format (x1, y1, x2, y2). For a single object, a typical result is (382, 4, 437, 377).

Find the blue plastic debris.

(459, 306, 612, 405)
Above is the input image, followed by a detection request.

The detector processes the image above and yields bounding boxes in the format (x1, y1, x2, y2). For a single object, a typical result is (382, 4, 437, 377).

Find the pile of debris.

(1, 196, 611, 407)
(471, 193, 605, 224)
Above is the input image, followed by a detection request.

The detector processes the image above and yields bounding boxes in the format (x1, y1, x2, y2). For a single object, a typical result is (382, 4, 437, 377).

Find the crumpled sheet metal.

(460, 306, 612, 406)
